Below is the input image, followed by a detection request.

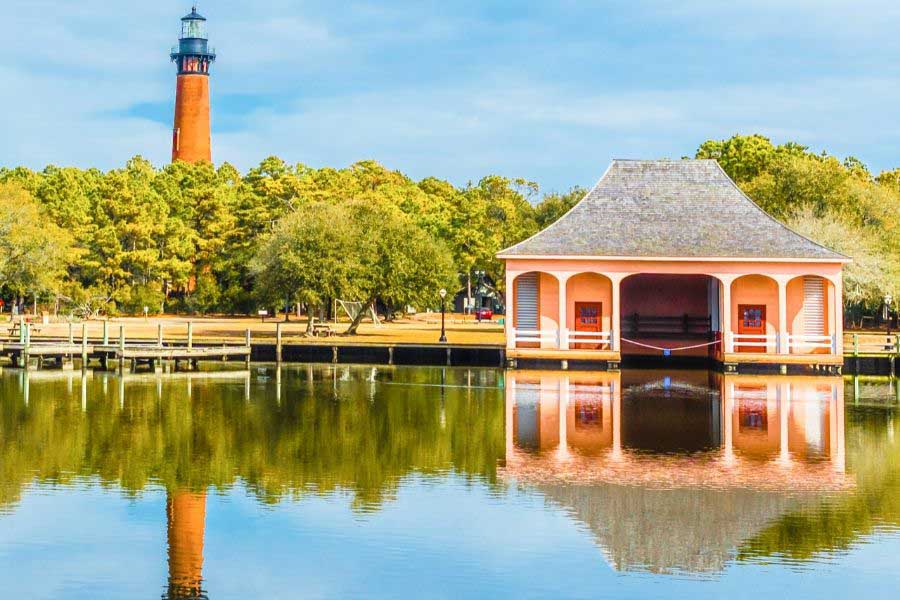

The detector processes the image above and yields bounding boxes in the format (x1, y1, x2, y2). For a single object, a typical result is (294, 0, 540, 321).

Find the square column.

(505, 271, 516, 350)
(721, 280, 733, 353)
(611, 277, 622, 352)
(778, 279, 788, 354)
(830, 277, 844, 355)
(558, 276, 568, 350)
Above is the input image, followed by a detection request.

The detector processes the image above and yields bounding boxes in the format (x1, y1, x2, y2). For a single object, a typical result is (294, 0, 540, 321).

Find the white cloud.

(2, 0, 900, 190)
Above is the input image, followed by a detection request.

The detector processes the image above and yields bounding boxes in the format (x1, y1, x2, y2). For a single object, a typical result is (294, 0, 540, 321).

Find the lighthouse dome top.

(182, 7, 207, 22)
(180, 7, 208, 40)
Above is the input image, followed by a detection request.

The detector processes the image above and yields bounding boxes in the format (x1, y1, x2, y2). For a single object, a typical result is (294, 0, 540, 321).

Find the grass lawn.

(20, 314, 506, 346)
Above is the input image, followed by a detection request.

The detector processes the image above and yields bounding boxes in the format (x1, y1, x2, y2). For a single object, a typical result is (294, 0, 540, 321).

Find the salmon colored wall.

(565, 273, 612, 332)
(787, 276, 832, 354)
(539, 272, 559, 348)
(786, 277, 804, 335)
(731, 275, 780, 334)
(173, 74, 212, 163)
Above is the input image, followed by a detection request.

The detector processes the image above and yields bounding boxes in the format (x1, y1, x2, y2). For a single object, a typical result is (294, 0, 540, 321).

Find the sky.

(2, 0, 900, 192)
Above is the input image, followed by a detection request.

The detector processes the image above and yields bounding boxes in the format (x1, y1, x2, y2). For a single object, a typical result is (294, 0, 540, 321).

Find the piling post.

(853, 333, 860, 374)
(276, 322, 283, 364)
(23, 323, 32, 371)
(245, 329, 252, 368)
(81, 324, 88, 368)
(118, 326, 126, 373)
(894, 336, 900, 380)
(187, 321, 194, 350)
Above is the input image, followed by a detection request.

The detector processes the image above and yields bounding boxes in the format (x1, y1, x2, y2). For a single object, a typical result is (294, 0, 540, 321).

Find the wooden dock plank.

(722, 352, 844, 365)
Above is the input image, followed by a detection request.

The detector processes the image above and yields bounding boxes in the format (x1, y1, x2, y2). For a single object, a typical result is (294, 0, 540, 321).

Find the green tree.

(252, 203, 356, 331)
(0, 183, 73, 301)
(535, 187, 587, 228)
(343, 202, 457, 334)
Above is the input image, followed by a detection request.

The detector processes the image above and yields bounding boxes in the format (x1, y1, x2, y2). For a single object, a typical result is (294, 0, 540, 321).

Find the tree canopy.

(1, 137, 897, 318)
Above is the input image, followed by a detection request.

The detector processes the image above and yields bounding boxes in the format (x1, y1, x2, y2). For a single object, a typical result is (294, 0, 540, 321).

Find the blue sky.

(2, 1, 900, 192)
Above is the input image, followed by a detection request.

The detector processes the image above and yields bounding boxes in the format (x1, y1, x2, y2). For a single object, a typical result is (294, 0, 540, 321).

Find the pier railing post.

(118, 326, 126, 373)
(102, 320, 109, 345)
(187, 321, 193, 349)
(23, 323, 31, 369)
(245, 329, 252, 368)
(81, 324, 88, 368)
(68, 323, 74, 345)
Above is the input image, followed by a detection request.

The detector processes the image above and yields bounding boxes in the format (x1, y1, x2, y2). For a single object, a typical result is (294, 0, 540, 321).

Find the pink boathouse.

(498, 160, 849, 373)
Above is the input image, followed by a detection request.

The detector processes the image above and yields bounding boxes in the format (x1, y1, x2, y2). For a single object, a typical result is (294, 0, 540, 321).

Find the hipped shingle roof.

(499, 160, 847, 261)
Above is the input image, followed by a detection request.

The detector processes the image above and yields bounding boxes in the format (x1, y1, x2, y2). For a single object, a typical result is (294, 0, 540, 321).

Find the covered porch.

(504, 260, 844, 370)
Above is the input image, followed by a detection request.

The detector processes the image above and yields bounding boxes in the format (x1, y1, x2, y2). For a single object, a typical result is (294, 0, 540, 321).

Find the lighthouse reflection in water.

(1, 366, 897, 599)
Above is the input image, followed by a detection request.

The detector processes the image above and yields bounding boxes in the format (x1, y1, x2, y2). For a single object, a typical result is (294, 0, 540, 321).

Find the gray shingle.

(500, 160, 846, 260)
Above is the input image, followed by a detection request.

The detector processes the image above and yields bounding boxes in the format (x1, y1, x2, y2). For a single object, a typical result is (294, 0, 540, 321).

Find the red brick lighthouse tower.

(170, 6, 216, 163)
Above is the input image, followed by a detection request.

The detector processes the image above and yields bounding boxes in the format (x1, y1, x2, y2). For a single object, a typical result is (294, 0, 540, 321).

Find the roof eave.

(497, 254, 852, 264)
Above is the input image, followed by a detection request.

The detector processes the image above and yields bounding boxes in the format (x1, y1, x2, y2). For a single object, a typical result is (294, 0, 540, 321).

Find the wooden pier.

(848, 333, 900, 377)
(2, 322, 251, 372)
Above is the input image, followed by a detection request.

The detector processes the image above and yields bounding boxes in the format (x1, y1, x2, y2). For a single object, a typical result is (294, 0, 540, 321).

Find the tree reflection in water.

(0, 366, 898, 583)
(0, 366, 504, 598)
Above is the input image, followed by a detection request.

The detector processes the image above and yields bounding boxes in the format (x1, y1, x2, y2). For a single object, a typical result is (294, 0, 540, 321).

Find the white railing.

(512, 328, 558, 346)
(512, 328, 614, 350)
(789, 334, 837, 353)
(730, 333, 777, 352)
(567, 330, 613, 350)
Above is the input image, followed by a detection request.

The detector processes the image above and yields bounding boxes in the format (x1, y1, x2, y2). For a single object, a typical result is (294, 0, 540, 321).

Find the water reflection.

(167, 491, 208, 599)
(504, 370, 850, 573)
(0, 366, 504, 598)
(0, 366, 898, 593)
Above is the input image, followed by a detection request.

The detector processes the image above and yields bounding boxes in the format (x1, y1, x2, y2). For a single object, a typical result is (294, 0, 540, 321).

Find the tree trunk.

(345, 296, 376, 335)
(305, 304, 315, 336)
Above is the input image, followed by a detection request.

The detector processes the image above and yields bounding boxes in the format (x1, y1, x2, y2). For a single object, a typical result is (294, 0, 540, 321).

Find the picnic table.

(312, 323, 335, 337)
(7, 318, 42, 338)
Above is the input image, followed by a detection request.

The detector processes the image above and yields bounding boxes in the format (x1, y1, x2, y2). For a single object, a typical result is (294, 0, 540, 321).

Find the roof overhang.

(498, 254, 852, 264)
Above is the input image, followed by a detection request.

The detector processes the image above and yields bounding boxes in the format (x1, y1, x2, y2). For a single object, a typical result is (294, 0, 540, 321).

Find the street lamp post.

(439, 289, 448, 343)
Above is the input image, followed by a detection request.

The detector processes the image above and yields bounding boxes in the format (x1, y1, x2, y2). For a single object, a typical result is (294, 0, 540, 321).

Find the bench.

(312, 323, 335, 338)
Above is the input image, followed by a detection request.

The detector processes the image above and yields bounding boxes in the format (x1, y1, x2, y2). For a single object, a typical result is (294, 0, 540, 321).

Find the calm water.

(1, 365, 898, 599)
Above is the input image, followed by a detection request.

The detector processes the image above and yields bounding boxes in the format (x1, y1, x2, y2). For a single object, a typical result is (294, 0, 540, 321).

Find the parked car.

(474, 308, 493, 321)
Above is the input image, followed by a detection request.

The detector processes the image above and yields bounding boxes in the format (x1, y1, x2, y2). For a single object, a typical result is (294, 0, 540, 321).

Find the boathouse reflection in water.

(503, 370, 847, 573)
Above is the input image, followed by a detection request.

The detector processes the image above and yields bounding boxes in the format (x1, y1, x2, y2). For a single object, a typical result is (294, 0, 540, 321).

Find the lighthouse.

(170, 6, 216, 163)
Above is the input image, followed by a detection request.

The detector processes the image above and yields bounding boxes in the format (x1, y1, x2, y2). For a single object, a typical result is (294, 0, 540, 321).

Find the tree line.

(0, 134, 897, 321)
